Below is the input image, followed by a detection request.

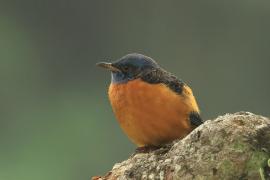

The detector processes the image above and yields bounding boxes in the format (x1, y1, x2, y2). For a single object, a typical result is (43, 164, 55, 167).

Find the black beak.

(96, 62, 121, 72)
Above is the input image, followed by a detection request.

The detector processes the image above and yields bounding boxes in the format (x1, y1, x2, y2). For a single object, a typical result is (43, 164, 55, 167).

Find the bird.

(97, 53, 203, 148)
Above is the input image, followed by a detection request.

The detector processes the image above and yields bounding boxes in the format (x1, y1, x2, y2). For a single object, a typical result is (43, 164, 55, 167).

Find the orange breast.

(108, 79, 199, 147)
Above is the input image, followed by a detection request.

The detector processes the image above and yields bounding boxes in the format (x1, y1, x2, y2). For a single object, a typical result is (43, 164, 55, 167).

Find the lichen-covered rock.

(93, 112, 270, 180)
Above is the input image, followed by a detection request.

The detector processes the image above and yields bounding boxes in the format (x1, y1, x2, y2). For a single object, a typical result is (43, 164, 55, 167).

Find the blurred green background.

(0, 1, 269, 180)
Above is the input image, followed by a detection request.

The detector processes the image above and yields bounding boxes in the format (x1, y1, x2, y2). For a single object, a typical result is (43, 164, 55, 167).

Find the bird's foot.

(130, 143, 173, 157)
(130, 146, 159, 158)
(135, 145, 161, 154)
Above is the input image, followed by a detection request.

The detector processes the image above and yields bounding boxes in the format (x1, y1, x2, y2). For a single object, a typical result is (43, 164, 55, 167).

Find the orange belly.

(108, 79, 199, 147)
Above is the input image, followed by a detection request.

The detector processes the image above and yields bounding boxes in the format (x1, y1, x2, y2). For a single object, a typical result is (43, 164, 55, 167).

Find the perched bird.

(97, 53, 203, 147)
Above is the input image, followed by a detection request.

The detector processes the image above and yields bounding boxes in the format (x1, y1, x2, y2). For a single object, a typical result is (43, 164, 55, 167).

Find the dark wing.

(141, 68, 185, 95)
(189, 112, 203, 127)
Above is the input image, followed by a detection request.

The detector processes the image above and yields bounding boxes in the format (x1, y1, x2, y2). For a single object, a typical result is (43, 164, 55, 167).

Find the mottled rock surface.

(93, 112, 270, 180)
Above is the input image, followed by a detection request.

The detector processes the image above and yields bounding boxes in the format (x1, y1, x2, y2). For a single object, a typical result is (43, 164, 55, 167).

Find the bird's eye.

(123, 66, 129, 72)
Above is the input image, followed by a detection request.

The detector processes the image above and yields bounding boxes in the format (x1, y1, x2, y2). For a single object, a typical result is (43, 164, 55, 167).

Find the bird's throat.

(111, 72, 130, 84)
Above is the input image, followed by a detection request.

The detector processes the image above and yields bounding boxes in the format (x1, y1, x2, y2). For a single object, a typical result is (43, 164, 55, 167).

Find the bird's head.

(97, 53, 159, 83)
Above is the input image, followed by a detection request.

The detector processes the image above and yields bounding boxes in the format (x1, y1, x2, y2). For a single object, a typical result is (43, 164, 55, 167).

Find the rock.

(93, 112, 270, 180)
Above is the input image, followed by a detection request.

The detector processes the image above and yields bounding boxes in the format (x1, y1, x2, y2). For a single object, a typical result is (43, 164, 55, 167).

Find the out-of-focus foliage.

(0, 1, 269, 180)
